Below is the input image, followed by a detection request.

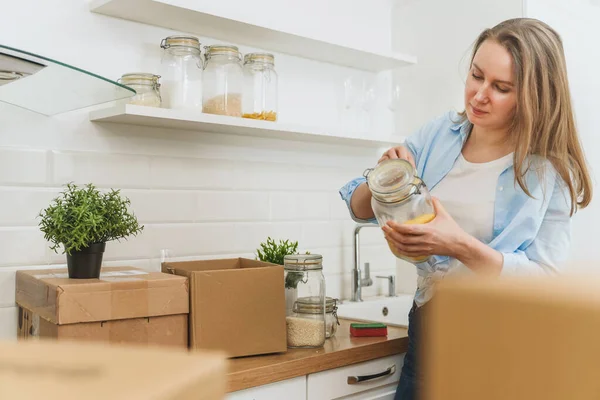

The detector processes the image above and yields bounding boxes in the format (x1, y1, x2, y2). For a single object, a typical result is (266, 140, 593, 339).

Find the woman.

(339, 18, 592, 399)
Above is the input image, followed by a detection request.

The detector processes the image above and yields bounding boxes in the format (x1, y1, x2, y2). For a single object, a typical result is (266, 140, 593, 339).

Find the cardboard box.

(162, 258, 287, 358)
(425, 275, 600, 400)
(18, 307, 188, 347)
(15, 267, 189, 348)
(0, 338, 227, 400)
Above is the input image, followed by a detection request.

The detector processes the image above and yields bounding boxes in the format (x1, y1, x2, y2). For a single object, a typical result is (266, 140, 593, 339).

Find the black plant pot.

(66, 242, 106, 279)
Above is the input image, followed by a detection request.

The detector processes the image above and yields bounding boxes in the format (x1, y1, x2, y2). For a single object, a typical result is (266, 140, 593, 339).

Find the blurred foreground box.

(426, 274, 600, 400)
(0, 338, 227, 400)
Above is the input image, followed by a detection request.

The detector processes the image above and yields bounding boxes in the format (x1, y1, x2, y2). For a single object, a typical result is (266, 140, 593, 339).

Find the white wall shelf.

(89, 104, 402, 148)
(89, 0, 417, 72)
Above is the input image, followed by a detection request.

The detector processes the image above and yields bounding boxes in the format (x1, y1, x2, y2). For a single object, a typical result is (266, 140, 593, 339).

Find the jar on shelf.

(159, 35, 203, 110)
(202, 45, 243, 117)
(242, 53, 278, 121)
(284, 254, 326, 348)
(118, 73, 162, 107)
(364, 159, 436, 263)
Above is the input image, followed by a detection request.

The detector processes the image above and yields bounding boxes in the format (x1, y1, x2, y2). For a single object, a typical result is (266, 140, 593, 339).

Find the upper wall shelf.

(90, 104, 402, 148)
(89, 0, 417, 72)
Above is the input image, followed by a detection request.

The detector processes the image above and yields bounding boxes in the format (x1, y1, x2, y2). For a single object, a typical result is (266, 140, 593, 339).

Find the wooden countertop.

(227, 319, 408, 392)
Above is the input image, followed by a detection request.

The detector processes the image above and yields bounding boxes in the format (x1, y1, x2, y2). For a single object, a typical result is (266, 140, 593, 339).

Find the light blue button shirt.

(339, 111, 572, 305)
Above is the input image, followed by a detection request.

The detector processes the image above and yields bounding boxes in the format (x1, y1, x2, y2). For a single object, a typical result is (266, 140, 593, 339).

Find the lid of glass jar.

(119, 72, 160, 87)
(294, 296, 337, 314)
(244, 53, 275, 66)
(284, 254, 323, 271)
(364, 159, 422, 203)
(204, 45, 242, 61)
(160, 35, 201, 51)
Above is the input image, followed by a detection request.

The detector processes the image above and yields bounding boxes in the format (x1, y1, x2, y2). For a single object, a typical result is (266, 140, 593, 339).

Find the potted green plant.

(38, 183, 144, 279)
(256, 237, 307, 312)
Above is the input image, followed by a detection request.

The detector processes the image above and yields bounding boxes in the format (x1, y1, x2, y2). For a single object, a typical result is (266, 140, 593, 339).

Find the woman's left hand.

(382, 197, 469, 259)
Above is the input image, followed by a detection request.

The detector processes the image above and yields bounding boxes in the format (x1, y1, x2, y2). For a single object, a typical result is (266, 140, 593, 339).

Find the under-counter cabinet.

(227, 354, 404, 400)
(226, 376, 307, 400)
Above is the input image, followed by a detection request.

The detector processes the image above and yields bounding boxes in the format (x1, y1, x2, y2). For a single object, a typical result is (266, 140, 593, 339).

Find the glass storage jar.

(284, 254, 326, 348)
(159, 35, 203, 110)
(364, 159, 436, 263)
(242, 53, 278, 121)
(202, 45, 243, 117)
(118, 73, 161, 107)
(292, 297, 339, 340)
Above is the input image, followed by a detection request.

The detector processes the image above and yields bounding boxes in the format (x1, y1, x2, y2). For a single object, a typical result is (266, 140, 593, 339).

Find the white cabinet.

(227, 354, 405, 400)
(226, 376, 307, 400)
(307, 354, 404, 400)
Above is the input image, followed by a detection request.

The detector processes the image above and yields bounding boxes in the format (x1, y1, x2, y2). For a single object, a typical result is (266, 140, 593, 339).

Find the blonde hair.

(460, 18, 592, 215)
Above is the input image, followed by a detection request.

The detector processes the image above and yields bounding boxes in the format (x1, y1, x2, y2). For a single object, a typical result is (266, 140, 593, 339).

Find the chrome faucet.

(352, 223, 377, 302)
(376, 275, 397, 297)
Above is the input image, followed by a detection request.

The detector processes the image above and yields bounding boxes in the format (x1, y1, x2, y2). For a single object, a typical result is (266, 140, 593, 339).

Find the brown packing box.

(17, 307, 188, 347)
(425, 274, 600, 400)
(15, 267, 189, 347)
(163, 258, 287, 358)
(0, 338, 227, 400)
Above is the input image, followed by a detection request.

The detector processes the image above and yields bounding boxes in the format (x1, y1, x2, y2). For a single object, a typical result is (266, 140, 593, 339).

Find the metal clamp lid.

(364, 159, 425, 203)
(160, 35, 201, 50)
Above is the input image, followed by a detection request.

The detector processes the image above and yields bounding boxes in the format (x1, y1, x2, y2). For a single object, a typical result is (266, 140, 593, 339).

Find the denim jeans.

(394, 302, 426, 400)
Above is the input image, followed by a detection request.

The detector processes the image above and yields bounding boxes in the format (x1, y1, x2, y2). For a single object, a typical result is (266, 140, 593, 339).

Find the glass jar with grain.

(293, 297, 339, 339)
(118, 73, 162, 108)
(202, 45, 243, 117)
(364, 159, 436, 263)
(284, 254, 326, 348)
(242, 53, 278, 121)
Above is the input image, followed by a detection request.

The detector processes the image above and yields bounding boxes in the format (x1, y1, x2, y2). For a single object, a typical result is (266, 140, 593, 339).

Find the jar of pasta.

(364, 159, 436, 263)
(242, 53, 278, 121)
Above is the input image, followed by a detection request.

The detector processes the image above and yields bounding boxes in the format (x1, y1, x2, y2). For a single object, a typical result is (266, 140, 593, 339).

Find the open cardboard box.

(162, 258, 287, 358)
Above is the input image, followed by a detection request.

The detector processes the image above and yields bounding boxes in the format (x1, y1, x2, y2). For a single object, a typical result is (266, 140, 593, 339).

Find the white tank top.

(418, 152, 513, 302)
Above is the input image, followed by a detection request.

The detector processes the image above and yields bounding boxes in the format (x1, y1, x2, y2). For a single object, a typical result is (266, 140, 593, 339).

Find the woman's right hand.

(378, 146, 416, 168)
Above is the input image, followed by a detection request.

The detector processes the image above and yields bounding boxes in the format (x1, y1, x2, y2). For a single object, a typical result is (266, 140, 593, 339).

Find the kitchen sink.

(336, 294, 414, 328)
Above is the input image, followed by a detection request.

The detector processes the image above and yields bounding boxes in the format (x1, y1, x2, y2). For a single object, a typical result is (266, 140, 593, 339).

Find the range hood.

(0, 44, 135, 116)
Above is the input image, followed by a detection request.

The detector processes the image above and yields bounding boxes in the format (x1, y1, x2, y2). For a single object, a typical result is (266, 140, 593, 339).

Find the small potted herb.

(38, 183, 144, 279)
(256, 237, 307, 312)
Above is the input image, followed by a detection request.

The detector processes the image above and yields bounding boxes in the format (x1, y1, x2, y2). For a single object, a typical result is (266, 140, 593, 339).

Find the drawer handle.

(347, 365, 396, 385)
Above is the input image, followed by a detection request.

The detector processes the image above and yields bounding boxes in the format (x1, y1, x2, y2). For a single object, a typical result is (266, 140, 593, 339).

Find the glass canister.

(202, 45, 243, 117)
(242, 53, 278, 121)
(284, 254, 326, 348)
(159, 35, 203, 110)
(364, 159, 436, 263)
(292, 297, 339, 340)
(118, 73, 161, 107)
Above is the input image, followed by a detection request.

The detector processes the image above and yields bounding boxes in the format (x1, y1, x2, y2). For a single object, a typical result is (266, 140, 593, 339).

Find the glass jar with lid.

(118, 73, 161, 107)
(202, 45, 243, 117)
(292, 296, 339, 340)
(284, 254, 326, 348)
(364, 159, 436, 263)
(242, 53, 278, 121)
(159, 35, 203, 110)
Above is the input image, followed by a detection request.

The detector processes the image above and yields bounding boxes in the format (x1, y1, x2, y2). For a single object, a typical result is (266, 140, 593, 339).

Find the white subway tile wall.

(0, 0, 413, 340)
